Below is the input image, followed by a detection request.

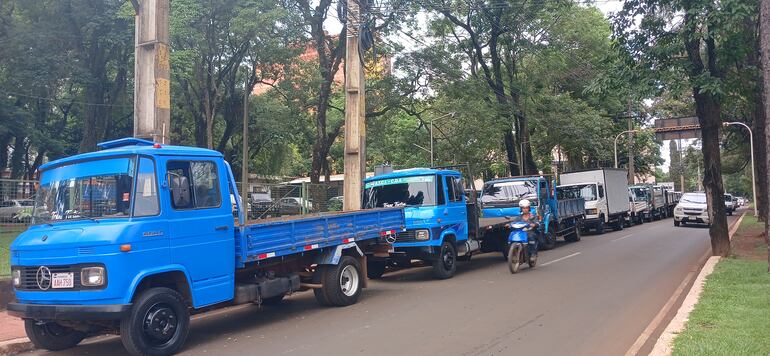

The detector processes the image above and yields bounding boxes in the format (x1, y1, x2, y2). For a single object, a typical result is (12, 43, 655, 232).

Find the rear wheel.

(432, 241, 457, 279)
(612, 217, 624, 231)
(120, 287, 190, 356)
(25, 320, 85, 352)
(674, 220, 680, 227)
(596, 217, 606, 235)
(314, 256, 363, 307)
(564, 221, 581, 242)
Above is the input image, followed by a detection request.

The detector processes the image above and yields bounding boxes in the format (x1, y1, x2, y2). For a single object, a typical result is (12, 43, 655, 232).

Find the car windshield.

(32, 157, 138, 225)
(481, 180, 539, 206)
(681, 193, 707, 204)
(363, 175, 437, 208)
(557, 184, 597, 201)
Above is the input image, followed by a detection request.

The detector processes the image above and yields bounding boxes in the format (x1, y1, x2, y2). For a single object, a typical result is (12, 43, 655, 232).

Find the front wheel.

(25, 320, 85, 352)
(508, 243, 522, 274)
(120, 287, 190, 356)
(432, 241, 457, 279)
(540, 227, 557, 250)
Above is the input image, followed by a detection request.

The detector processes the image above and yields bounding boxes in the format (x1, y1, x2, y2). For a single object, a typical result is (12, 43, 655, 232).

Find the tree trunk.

(759, 0, 770, 270)
(78, 81, 108, 153)
(503, 130, 519, 176)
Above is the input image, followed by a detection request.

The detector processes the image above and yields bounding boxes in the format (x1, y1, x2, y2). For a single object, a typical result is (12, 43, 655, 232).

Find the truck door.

(165, 159, 235, 307)
(444, 175, 468, 241)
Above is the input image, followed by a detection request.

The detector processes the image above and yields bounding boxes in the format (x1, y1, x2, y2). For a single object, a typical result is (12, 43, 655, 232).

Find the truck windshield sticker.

(364, 175, 434, 189)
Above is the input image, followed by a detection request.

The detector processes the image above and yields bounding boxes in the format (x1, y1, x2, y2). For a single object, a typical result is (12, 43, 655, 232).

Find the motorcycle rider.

(514, 199, 539, 262)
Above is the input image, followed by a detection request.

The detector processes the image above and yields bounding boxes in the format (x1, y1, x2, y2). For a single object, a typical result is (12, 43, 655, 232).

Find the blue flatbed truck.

(480, 176, 585, 250)
(361, 167, 522, 279)
(8, 138, 404, 355)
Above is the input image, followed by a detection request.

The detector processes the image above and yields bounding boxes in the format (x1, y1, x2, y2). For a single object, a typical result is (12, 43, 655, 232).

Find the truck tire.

(315, 256, 363, 307)
(540, 227, 557, 250)
(312, 265, 331, 306)
(366, 260, 387, 279)
(432, 241, 457, 279)
(564, 221, 583, 242)
(120, 287, 190, 356)
(612, 217, 624, 231)
(596, 217, 605, 235)
(24, 320, 85, 352)
(674, 220, 680, 227)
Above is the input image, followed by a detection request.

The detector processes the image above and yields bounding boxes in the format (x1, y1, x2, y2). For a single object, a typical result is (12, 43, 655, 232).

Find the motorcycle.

(507, 221, 538, 274)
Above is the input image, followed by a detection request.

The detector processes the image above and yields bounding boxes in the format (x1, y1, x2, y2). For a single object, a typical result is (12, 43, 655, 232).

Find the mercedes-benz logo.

(36, 266, 51, 290)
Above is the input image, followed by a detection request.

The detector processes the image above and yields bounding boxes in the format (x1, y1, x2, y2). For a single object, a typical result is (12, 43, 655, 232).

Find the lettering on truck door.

(165, 159, 235, 307)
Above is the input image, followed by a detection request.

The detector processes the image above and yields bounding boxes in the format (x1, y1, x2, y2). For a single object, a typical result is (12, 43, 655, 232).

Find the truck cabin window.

(167, 161, 221, 210)
(363, 175, 437, 208)
(631, 187, 648, 200)
(32, 157, 136, 224)
(558, 184, 597, 201)
(481, 180, 539, 207)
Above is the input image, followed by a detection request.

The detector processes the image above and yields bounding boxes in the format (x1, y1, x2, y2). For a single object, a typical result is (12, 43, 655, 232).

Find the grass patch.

(672, 259, 770, 356)
(0, 225, 27, 277)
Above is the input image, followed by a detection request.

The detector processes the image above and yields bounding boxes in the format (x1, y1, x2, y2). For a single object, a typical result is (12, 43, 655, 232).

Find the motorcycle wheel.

(508, 243, 521, 274)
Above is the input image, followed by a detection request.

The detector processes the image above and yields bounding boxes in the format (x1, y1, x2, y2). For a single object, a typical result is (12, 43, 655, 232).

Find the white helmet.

(519, 199, 531, 209)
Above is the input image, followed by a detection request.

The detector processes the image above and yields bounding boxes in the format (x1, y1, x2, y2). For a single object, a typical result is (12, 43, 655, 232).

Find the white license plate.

(52, 272, 74, 289)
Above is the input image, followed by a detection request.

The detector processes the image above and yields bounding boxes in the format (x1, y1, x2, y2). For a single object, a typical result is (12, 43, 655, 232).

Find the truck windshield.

(363, 175, 437, 208)
(557, 184, 597, 201)
(724, 195, 733, 202)
(630, 187, 648, 200)
(481, 180, 538, 206)
(32, 157, 137, 224)
(681, 193, 707, 204)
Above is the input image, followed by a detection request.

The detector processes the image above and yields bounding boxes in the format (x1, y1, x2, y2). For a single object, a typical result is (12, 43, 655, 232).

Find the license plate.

(52, 272, 74, 289)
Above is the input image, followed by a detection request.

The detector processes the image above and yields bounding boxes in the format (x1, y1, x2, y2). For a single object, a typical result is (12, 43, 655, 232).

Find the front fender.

(126, 264, 193, 304)
(439, 228, 459, 244)
(542, 213, 554, 233)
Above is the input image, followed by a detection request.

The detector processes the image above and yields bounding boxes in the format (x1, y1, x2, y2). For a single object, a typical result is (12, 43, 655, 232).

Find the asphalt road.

(26, 213, 740, 356)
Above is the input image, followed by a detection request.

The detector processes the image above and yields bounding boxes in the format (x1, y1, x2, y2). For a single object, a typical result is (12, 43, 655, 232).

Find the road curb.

(0, 338, 33, 356)
(646, 211, 746, 356)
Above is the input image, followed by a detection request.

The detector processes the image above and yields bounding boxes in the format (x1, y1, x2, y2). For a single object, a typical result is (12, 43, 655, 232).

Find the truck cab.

(362, 168, 475, 279)
(629, 185, 653, 222)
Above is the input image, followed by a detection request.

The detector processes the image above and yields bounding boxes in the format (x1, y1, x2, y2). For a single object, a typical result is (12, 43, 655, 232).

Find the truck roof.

(485, 175, 546, 185)
(363, 168, 460, 182)
(39, 137, 223, 171)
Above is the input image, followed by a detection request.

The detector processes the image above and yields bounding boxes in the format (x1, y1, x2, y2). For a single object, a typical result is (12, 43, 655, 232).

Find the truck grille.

(395, 230, 417, 243)
(15, 265, 103, 291)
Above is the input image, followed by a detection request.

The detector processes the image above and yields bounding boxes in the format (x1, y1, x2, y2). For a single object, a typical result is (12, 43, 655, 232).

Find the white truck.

(557, 168, 630, 234)
(628, 188, 649, 225)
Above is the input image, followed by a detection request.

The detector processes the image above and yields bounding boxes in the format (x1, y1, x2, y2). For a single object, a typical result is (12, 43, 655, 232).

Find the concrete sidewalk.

(0, 311, 33, 355)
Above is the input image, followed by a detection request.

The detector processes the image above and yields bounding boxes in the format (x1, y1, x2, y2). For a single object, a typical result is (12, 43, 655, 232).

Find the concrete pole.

(343, 0, 365, 211)
(241, 75, 250, 213)
(627, 98, 635, 185)
(679, 139, 685, 192)
(132, 0, 171, 144)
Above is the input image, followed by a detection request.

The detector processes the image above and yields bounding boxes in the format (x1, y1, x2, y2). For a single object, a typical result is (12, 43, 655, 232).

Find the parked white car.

(673, 192, 709, 227)
(724, 194, 735, 216)
(0, 199, 35, 223)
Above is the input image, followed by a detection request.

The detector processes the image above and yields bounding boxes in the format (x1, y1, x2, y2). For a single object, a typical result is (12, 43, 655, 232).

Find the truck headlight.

(81, 267, 106, 287)
(12, 268, 20, 287)
(586, 208, 598, 215)
(415, 229, 430, 241)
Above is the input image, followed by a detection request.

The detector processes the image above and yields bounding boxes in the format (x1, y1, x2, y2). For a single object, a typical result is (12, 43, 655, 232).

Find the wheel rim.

(339, 265, 359, 297)
(441, 246, 455, 270)
(142, 302, 179, 346)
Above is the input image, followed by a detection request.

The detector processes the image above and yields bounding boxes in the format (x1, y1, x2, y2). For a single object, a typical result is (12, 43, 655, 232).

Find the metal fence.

(0, 178, 345, 226)
(0, 179, 37, 226)
(238, 182, 344, 220)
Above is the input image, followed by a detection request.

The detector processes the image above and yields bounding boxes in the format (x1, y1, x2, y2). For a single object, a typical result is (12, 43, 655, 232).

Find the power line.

(0, 90, 133, 108)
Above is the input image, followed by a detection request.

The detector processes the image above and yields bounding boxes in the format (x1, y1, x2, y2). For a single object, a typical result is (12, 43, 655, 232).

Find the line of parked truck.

(6, 139, 693, 355)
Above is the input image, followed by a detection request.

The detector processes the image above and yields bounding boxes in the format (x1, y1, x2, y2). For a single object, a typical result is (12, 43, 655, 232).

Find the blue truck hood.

(404, 206, 442, 226)
(11, 220, 133, 255)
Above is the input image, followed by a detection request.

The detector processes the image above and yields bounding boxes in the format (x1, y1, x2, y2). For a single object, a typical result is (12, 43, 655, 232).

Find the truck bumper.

(7, 303, 132, 321)
(392, 246, 438, 262)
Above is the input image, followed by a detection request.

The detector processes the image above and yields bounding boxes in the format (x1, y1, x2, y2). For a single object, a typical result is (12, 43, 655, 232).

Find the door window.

(167, 161, 221, 210)
(447, 176, 464, 202)
(133, 157, 159, 216)
(437, 175, 446, 205)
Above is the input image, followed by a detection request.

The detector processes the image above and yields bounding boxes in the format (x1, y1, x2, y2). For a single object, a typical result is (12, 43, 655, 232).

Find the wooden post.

(241, 75, 250, 208)
(132, 0, 171, 144)
(627, 98, 635, 185)
(343, 0, 365, 211)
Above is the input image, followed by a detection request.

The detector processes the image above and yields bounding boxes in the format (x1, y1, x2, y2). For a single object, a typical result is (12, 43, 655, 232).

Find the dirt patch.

(731, 216, 767, 260)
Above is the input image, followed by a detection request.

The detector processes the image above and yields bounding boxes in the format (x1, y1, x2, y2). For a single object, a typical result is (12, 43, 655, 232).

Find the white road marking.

(611, 233, 635, 242)
(540, 252, 581, 266)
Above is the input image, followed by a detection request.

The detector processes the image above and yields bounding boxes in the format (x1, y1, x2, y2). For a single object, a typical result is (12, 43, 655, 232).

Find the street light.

(723, 122, 758, 217)
(425, 112, 455, 167)
(614, 130, 638, 168)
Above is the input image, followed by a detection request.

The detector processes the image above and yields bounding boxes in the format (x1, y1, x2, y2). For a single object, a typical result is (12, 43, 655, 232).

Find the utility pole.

(343, 0, 365, 211)
(679, 139, 685, 192)
(131, 0, 171, 144)
(627, 98, 635, 185)
(760, 0, 770, 271)
(241, 75, 250, 207)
